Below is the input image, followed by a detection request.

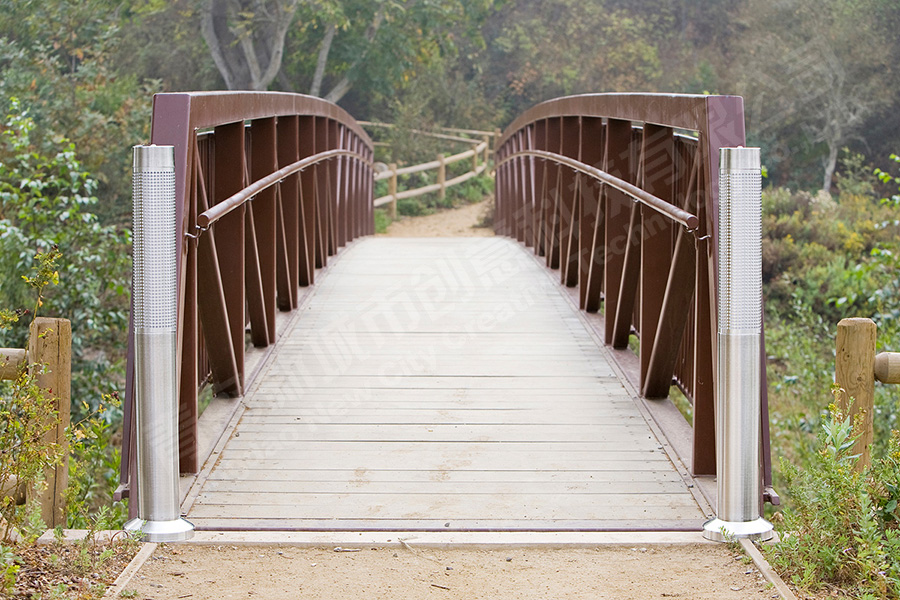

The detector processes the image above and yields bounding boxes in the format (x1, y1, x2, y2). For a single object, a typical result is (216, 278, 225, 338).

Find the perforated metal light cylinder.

(702, 147, 774, 542)
(123, 145, 194, 542)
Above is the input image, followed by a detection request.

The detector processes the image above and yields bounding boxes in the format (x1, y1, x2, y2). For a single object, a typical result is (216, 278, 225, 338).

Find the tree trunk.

(309, 23, 336, 97)
(822, 140, 839, 193)
(201, 0, 299, 91)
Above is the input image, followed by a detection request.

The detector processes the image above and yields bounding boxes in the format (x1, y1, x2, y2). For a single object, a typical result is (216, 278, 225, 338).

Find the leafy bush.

(373, 208, 390, 234)
(764, 152, 900, 482)
(0, 249, 67, 541)
(767, 394, 900, 599)
(0, 101, 130, 421)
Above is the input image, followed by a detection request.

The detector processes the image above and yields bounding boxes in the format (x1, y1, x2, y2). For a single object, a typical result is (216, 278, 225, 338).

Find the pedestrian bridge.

(120, 91, 775, 532)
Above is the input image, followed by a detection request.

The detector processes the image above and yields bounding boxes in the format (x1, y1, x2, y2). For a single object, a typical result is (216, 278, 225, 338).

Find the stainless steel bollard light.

(702, 147, 774, 542)
(123, 145, 194, 542)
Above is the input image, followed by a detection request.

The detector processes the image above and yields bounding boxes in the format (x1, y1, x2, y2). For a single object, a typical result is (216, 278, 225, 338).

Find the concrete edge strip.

(739, 539, 798, 600)
(102, 541, 157, 599)
(173, 530, 716, 547)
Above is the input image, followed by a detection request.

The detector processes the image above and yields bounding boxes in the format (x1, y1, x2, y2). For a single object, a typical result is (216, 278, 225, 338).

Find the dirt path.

(379, 199, 494, 237)
(124, 543, 775, 600)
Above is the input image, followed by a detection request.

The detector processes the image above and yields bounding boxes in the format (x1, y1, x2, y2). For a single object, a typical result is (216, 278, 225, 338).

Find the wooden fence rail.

(835, 317, 900, 470)
(0, 317, 71, 528)
(373, 141, 489, 218)
(494, 93, 775, 503)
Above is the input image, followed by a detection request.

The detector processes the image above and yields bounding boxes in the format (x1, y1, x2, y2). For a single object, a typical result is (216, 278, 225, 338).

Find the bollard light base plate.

(124, 517, 194, 542)
(702, 517, 775, 542)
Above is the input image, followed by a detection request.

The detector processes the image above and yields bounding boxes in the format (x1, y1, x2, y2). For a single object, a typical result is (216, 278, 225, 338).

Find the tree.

(0, 0, 156, 220)
(735, 0, 896, 191)
(200, 0, 299, 91)
(479, 0, 663, 119)
(0, 103, 131, 417)
(200, 0, 495, 106)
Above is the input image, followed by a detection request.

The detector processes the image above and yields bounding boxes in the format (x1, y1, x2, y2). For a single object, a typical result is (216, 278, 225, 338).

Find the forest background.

(0, 0, 899, 540)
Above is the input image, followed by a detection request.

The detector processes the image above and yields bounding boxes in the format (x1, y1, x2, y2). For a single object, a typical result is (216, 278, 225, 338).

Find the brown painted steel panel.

(560, 117, 580, 287)
(314, 117, 329, 268)
(545, 118, 562, 269)
(522, 125, 535, 248)
(250, 117, 278, 343)
(579, 117, 604, 311)
(276, 116, 300, 309)
(298, 116, 317, 284)
(639, 125, 675, 382)
(212, 122, 247, 388)
(603, 119, 633, 345)
(533, 120, 547, 256)
(328, 120, 340, 254)
(643, 228, 696, 399)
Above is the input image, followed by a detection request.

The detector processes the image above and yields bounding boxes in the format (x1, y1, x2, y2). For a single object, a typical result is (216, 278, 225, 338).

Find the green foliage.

(764, 153, 900, 479)
(767, 398, 900, 598)
(0, 0, 157, 219)
(482, 0, 663, 119)
(0, 250, 65, 542)
(66, 393, 128, 528)
(0, 102, 130, 420)
(875, 153, 900, 208)
(0, 543, 20, 595)
(373, 208, 390, 234)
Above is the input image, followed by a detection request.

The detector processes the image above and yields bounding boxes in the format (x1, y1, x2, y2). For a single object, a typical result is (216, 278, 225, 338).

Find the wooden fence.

(0, 317, 71, 528)
(835, 317, 900, 470)
(359, 122, 496, 219)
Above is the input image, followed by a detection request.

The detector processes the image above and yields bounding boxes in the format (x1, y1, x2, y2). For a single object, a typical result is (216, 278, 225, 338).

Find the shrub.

(0, 101, 130, 421)
(767, 392, 900, 599)
(0, 249, 67, 541)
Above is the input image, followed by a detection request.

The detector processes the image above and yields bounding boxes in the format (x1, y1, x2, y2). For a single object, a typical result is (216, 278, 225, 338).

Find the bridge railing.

(494, 93, 774, 498)
(120, 92, 374, 497)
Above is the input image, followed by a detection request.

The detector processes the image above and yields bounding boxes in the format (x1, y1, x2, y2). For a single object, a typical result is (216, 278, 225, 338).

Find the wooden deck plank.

(186, 238, 705, 531)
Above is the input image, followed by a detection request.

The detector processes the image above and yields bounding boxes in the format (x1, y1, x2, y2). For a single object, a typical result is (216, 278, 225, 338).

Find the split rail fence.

(0, 317, 71, 527)
(360, 122, 496, 219)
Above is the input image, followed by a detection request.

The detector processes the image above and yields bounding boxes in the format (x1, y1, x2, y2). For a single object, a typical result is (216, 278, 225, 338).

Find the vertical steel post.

(124, 145, 194, 542)
(702, 147, 774, 542)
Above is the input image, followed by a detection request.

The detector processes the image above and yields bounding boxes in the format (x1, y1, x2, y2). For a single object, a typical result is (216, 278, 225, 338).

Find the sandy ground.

(120, 202, 784, 600)
(124, 543, 777, 600)
(379, 199, 494, 237)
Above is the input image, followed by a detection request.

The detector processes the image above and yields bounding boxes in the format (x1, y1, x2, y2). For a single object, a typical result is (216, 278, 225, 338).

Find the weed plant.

(767, 391, 900, 599)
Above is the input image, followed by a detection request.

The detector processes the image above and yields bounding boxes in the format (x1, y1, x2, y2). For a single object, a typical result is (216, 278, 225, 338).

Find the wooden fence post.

(389, 163, 398, 220)
(24, 317, 72, 528)
(493, 128, 501, 163)
(835, 317, 876, 470)
(437, 154, 446, 202)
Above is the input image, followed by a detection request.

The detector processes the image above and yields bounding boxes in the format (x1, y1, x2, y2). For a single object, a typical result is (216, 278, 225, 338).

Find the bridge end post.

(702, 146, 774, 542)
(123, 145, 194, 543)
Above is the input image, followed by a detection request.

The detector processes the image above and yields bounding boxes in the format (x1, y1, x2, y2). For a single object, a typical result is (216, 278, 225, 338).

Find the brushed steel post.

(702, 147, 774, 542)
(124, 145, 194, 542)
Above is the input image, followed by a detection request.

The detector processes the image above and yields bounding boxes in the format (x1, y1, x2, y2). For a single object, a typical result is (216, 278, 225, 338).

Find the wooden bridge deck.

(183, 237, 708, 531)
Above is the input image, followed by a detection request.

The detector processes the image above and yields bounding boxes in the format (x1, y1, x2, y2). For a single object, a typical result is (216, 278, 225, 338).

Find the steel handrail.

(197, 149, 371, 228)
(498, 149, 699, 231)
